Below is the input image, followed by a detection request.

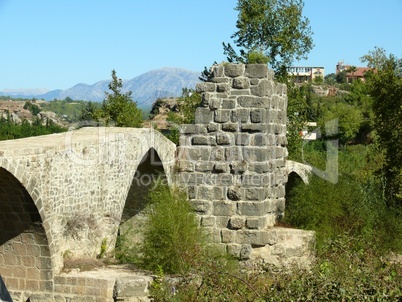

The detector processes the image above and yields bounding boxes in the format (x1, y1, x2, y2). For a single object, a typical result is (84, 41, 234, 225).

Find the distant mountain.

(0, 67, 200, 110)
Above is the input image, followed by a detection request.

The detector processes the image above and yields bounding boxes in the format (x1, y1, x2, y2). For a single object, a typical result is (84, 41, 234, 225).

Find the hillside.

(0, 67, 200, 110)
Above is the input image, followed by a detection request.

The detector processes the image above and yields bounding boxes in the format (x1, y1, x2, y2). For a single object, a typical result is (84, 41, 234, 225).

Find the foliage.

(164, 89, 202, 144)
(286, 82, 312, 161)
(285, 144, 402, 252)
(167, 88, 202, 125)
(116, 182, 211, 275)
(94, 70, 143, 127)
(223, 0, 313, 78)
(23, 100, 41, 115)
(40, 98, 101, 123)
(362, 48, 402, 204)
(0, 115, 66, 140)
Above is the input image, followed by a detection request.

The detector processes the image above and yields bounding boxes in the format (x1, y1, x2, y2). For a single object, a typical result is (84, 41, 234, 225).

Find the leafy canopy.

(95, 70, 143, 127)
(223, 0, 313, 78)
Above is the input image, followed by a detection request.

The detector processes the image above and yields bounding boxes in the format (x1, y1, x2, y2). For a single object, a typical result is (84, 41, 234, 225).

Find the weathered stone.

(222, 123, 238, 132)
(240, 244, 252, 260)
(216, 132, 232, 145)
(195, 107, 214, 124)
(224, 64, 244, 77)
(228, 216, 245, 230)
(231, 108, 250, 123)
(214, 110, 231, 123)
(221, 99, 236, 109)
(250, 79, 274, 97)
(238, 96, 269, 108)
(196, 82, 216, 93)
(201, 216, 216, 227)
(221, 229, 235, 243)
(213, 162, 228, 173)
(232, 77, 250, 89)
(246, 217, 268, 230)
(212, 65, 224, 77)
(227, 187, 242, 201)
(192, 135, 216, 146)
(207, 123, 220, 132)
(250, 109, 266, 123)
(235, 133, 250, 146)
(237, 201, 269, 216)
(245, 64, 269, 78)
(217, 83, 230, 92)
(212, 201, 236, 216)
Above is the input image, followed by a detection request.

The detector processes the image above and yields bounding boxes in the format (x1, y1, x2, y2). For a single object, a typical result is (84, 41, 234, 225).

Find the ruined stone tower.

(177, 63, 314, 264)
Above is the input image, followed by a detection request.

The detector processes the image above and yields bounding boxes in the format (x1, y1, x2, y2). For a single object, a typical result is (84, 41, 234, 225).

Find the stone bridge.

(0, 64, 315, 301)
(0, 127, 176, 299)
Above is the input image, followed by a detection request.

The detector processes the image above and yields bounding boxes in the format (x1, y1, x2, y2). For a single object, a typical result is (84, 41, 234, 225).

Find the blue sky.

(0, 0, 401, 91)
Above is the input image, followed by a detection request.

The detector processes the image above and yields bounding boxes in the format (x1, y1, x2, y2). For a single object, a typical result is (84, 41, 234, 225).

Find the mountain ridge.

(0, 67, 201, 109)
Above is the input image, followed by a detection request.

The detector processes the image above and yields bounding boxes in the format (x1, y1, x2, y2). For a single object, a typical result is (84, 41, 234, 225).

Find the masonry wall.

(177, 63, 314, 263)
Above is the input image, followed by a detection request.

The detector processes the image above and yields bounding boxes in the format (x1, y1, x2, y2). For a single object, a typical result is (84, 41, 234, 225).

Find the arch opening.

(0, 167, 52, 292)
(117, 148, 167, 253)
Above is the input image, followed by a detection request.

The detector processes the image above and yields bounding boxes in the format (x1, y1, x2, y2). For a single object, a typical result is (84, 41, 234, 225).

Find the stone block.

(245, 64, 269, 78)
(216, 216, 230, 228)
(222, 122, 238, 132)
(221, 229, 235, 243)
(178, 160, 194, 172)
(235, 133, 250, 146)
(252, 133, 269, 146)
(207, 123, 220, 132)
(225, 146, 243, 161)
(221, 99, 236, 109)
(212, 201, 236, 216)
(197, 185, 212, 200)
(209, 98, 222, 110)
(214, 110, 231, 123)
(113, 276, 151, 298)
(232, 77, 250, 89)
(245, 187, 265, 201)
(226, 186, 241, 201)
(210, 147, 225, 161)
(190, 199, 212, 214)
(195, 161, 214, 172)
(192, 135, 216, 146)
(213, 186, 224, 200)
(248, 162, 270, 173)
(229, 161, 247, 174)
(195, 107, 213, 124)
(250, 108, 266, 123)
(213, 65, 224, 77)
(187, 186, 197, 199)
(243, 147, 269, 162)
(213, 162, 228, 173)
(240, 244, 252, 260)
(212, 76, 231, 84)
(201, 216, 216, 227)
(227, 244, 241, 258)
(224, 64, 244, 77)
(238, 96, 269, 108)
(237, 201, 269, 216)
(240, 123, 264, 133)
(228, 216, 245, 230)
(217, 83, 230, 92)
(231, 108, 250, 123)
(250, 79, 274, 97)
(246, 217, 268, 230)
(216, 132, 232, 145)
(262, 230, 279, 245)
(180, 124, 207, 134)
(196, 82, 216, 93)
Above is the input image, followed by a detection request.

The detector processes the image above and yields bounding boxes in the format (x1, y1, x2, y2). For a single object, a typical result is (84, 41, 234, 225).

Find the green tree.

(362, 48, 402, 203)
(95, 70, 143, 127)
(223, 0, 313, 78)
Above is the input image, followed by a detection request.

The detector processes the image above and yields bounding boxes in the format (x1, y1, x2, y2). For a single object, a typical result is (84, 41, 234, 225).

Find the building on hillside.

(336, 61, 372, 83)
(287, 66, 325, 82)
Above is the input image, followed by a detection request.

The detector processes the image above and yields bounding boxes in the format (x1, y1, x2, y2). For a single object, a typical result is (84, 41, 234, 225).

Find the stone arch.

(117, 147, 168, 251)
(286, 160, 313, 184)
(0, 166, 53, 292)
